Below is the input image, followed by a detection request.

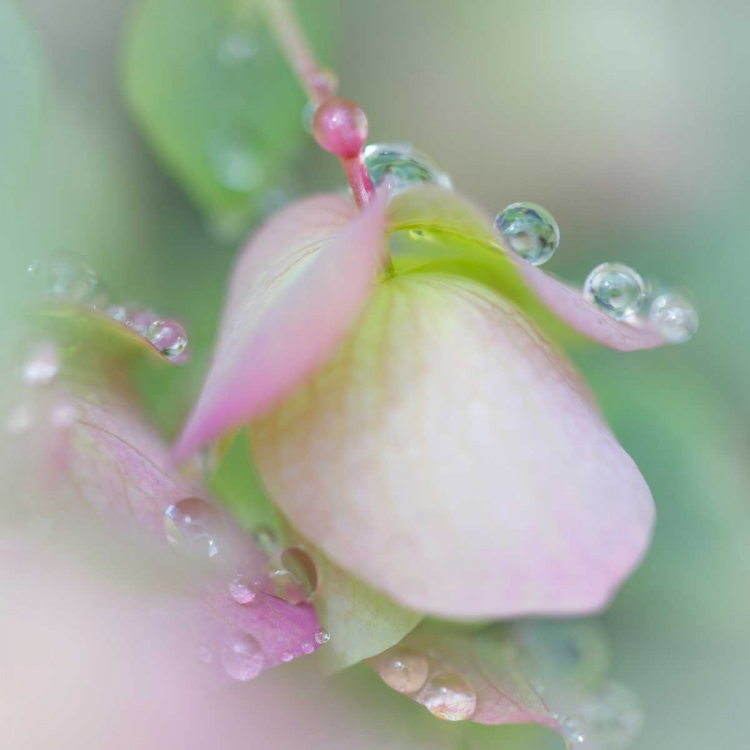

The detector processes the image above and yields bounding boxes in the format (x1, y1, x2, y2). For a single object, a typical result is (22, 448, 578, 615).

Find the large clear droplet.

(649, 291, 698, 343)
(27, 255, 103, 305)
(378, 647, 430, 694)
(584, 263, 646, 319)
(207, 126, 265, 193)
(266, 546, 318, 604)
(22, 342, 60, 386)
(314, 628, 330, 645)
(362, 143, 453, 195)
(494, 202, 560, 266)
(577, 681, 643, 749)
(229, 572, 256, 604)
(220, 632, 265, 681)
(421, 672, 477, 721)
(163, 498, 221, 558)
(147, 319, 188, 359)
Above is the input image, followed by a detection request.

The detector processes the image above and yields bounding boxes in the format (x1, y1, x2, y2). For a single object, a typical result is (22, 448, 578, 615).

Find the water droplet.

(421, 673, 477, 722)
(251, 525, 278, 554)
(378, 647, 429, 694)
(208, 127, 265, 193)
(163, 498, 221, 558)
(314, 628, 330, 645)
(22, 342, 60, 386)
(105, 305, 128, 324)
(362, 143, 453, 195)
(229, 573, 256, 604)
(146, 319, 188, 359)
(220, 633, 265, 681)
(266, 546, 318, 604)
(584, 263, 646, 319)
(649, 291, 698, 343)
(512, 619, 610, 691)
(577, 682, 643, 749)
(27, 255, 105, 305)
(494, 203, 560, 266)
(218, 32, 258, 66)
(280, 651, 294, 663)
(560, 715, 587, 745)
(302, 641, 315, 655)
(197, 644, 213, 664)
(5, 403, 35, 435)
(124, 309, 156, 335)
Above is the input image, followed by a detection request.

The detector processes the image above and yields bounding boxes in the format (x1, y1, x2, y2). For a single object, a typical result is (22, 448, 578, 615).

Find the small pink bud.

(313, 98, 368, 159)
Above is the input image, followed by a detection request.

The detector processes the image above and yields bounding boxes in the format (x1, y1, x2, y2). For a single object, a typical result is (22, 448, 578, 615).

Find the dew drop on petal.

(266, 546, 318, 604)
(362, 143, 453, 195)
(164, 498, 221, 559)
(207, 126, 265, 193)
(577, 681, 643, 749)
(22, 342, 60, 386)
(314, 628, 330, 645)
(494, 202, 560, 266)
(378, 647, 430, 694)
(280, 651, 294, 663)
(301, 641, 315, 655)
(220, 632, 265, 681)
(421, 673, 477, 722)
(559, 715, 588, 746)
(229, 572, 256, 604)
(583, 262, 646, 319)
(147, 319, 188, 359)
(649, 291, 698, 343)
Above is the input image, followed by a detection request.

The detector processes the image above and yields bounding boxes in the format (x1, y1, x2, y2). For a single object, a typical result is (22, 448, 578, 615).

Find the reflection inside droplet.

(584, 262, 646, 319)
(421, 672, 477, 721)
(494, 202, 560, 266)
(163, 498, 221, 558)
(362, 143, 453, 195)
(314, 628, 330, 645)
(266, 546, 318, 604)
(147, 319, 188, 359)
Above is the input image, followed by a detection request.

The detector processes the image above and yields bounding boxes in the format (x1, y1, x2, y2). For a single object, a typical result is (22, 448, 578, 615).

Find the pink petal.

(389, 186, 669, 351)
(6, 379, 321, 676)
(250, 274, 654, 619)
(174, 192, 388, 460)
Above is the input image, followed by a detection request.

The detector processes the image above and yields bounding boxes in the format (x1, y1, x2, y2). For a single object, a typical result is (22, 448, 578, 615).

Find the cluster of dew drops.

(26, 255, 190, 362)
(162, 495, 329, 682)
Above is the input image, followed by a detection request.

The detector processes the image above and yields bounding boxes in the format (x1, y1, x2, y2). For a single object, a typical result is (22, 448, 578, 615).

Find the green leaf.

(0, 1, 46, 195)
(123, 0, 337, 234)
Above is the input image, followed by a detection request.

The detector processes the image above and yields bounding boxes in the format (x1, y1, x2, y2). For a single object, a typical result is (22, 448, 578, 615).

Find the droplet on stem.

(584, 262, 646, 319)
(421, 672, 477, 721)
(494, 202, 560, 266)
(265, 546, 318, 604)
(362, 143, 453, 194)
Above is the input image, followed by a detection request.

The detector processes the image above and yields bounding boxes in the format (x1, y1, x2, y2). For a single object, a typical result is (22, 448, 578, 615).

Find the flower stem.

(261, 0, 376, 208)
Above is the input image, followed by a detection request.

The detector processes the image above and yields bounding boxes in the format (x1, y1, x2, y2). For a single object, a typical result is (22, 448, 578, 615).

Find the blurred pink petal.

(174, 192, 388, 460)
(6, 380, 321, 675)
(389, 186, 669, 351)
(250, 274, 654, 619)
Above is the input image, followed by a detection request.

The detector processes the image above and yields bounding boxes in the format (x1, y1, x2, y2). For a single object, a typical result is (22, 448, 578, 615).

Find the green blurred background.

(2, 0, 748, 747)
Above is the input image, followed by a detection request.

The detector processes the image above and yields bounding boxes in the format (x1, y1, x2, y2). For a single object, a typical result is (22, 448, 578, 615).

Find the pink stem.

(262, 0, 336, 105)
(262, 0, 377, 208)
